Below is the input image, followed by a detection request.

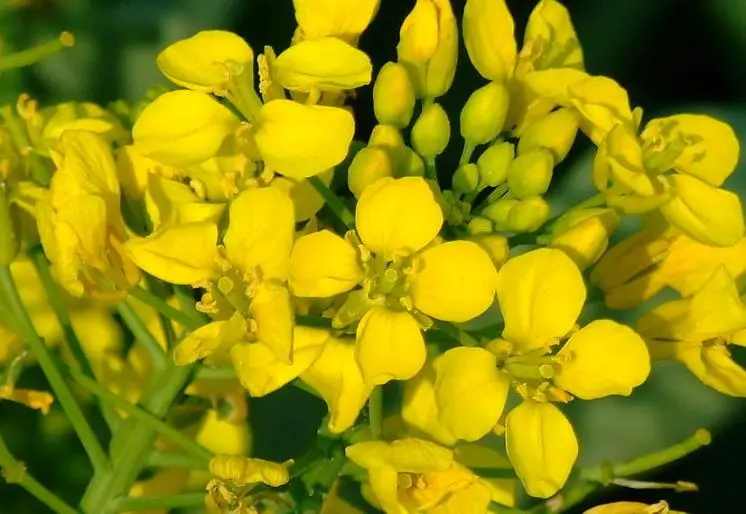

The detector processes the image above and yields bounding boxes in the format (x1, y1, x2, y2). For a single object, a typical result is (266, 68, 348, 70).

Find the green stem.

(424, 157, 437, 182)
(116, 302, 166, 370)
(0, 266, 109, 473)
(368, 386, 383, 440)
(145, 451, 208, 469)
(0, 32, 75, 72)
(129, 286, 204, 331)
(309, 176, 355, 230)
(459, 141, 476, 166)
(110, 492, 205, 512)
(0, 106, 52, 186)
(0, 432, 80, 514)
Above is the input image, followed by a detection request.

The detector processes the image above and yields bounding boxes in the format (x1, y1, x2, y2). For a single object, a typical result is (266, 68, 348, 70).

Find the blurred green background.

(1, 0, 746, 512)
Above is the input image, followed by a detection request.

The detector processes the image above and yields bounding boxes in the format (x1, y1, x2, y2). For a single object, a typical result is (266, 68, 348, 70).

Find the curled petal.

(676, 341, 746, 397)
(520, 0, 583, 71)
(289, 230, 363, 297)
(209, 455, 289, 487)
(174, 318, 242, 366)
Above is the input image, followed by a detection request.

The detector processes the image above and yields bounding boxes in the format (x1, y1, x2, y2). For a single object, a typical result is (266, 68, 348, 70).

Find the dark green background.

(1, 0, 745, 512)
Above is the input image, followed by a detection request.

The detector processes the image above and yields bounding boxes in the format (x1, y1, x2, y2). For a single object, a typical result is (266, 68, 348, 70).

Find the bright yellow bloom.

(115, 145, 177, 201)
(346, 438, 497, 514)
(637, 266, 746, 397)
(125, 187, 296, 368)
(427, 249, 649, 497)
(289, 177, 497, 385)
(293, 0, 380, 43)
(36, 130, 140, 299)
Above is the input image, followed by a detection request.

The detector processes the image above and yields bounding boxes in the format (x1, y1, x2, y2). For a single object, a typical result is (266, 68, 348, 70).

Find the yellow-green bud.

(0, 182, 20, 267)
(348, 147, 394, 198)
(400, 147, 425, 177)
(412, 103, 450, 158)
(468, 233, 509, 269)
(477, 141, 513, 187)
(506, 196, 550, 233)
(369, 124, 409, 171)
(482, 198, 518, 227)
(518, 108, 579, 164)
(467, 216, 493, 235)
(507, 148, 554, 199)
(453, 163, 479, 195)
(460, 82, 509, 145)
(548, 208, 619, 270)
(373, 62, 416, 128)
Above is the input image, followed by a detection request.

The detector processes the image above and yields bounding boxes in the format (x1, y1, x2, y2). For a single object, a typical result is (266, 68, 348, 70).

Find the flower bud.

(463, 0, 516, 82)
(467, 216, 493, 235)
(482, 198, 518, 227)
(400, 147, 426, 177)
(506, 196, 550, 233)
(468, 233, 509, 269)
(0, 182, 20, 267)
(348, 147, 394, 198)
(507, 148, 554, 199)
(369, 124, 409, 170)
(460, 82, 509, 145)
(549, 208, 620, 270)
(452, 163, 479, 195)
(518, 108, 579, 164)
(411, 103, 450, 158)
(373, 62, 416, 128)
(477, 141, 514, 187)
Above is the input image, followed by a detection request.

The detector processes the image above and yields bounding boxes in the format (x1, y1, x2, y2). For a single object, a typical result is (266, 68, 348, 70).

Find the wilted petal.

(520, 0, 583, 71)
(289, 230, 363, 297)
(209, 455, 290, 487)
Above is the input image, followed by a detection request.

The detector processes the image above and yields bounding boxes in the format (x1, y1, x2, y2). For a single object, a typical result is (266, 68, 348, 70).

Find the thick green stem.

(308, 176, 355, 230)
(368, 387, 383, 440)
(0, 432, 80, 514)
(129, 286, 204, 331)
(116, 302, 167, 370)
(110, 492, 205, 512)
(0, 266, 109, 473)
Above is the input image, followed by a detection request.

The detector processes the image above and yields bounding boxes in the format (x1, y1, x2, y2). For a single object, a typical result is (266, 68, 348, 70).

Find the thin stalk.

(116, 302, 166, 370)
(0, 105, 52, 186)
(0, 32, 75, 72)
(0, 266, 109, 473)
(110, 492, 205, 512)
(309, 176, 355, 230)
(145, 451, 209, 469)
(368, 386, 383, 440)
(129, 286, 204, 331)
(0, 432, 80, 514)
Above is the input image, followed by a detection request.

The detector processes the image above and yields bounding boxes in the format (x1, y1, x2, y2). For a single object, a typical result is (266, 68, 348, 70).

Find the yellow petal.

(641, 114, 739, 187)
(365, 466, 401, 514)
(209, 455, 290, 487)
(584, 501, 672, 514)
(520, 0, 583, 71)
(157, 30, 253, 94)
(676, 341, 746, 397)
(174, 319, 241, 366)
(433, 347, 509, 441)
(293, 0, 380, 42)
(463, 0, 516, 82)
(116, 145, 176, 200)
(224, 187, 295, 281)
(346, 438, 453, 472)
(659, 174, 744, 247)
(506, 401, 578, 498)
(428, 480, 493, 514)
(0, 386, 54, 414)
(271, 168, 334, 222)
(124, 222, 218, 285)
(289, 230, 363, 297)
(133, 91, 239, 168)
(274, 37, 372, 92)
(496, 248, 585, 350)
(555, 320, 650, 399)
(254, 100, 354, 178)
(230, 326, 329, 396)
(402, 357, 458, 446)
(356, 177, 443, 256)
(300, 336, 372, 433)
(454, 444, 516, 508)
(53, 130, 120, 201)
(356, 307, 426, 385)
(410, 240, 497, 322)
(250, 283, 294, 364)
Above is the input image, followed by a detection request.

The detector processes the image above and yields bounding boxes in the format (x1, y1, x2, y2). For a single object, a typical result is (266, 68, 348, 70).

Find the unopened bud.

(468, 216, 493, 235)
(0, 182, 20, 267)
(369, 124, 409, 171)
(460, 82, 509, 145)
(453, 163, 479, 195)
(548, 208, 619, 270)
(468, 233, 509, 269)
(477, 141, 513, 187)
(482, 198, 518, 228)
(507, 148, 554, 199)
(348, 147, 394, 198)
(400, 147, 425, 177)
(518, 108, 579, 164)
(506, 196, 550, 233)
(411, 103, 450, 158)
(373, 62, 416, 128)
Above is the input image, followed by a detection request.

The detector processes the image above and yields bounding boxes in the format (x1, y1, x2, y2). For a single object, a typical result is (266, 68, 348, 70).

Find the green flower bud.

(467, 216, 493, 235)
(411, 103, 450, 158)
(0, 182, 20, 267)
(452, 163, 479, 195)
(373, 62, 416, 128)
(507, 148, 554, 199)
(369, 124, 409, 171)
(518, 108, 579, 164)
(482, 198, 518, 227)
(460, 82, 509, 145)
(506, 196, 550, 233)
(477, 141, 514, 187)
(348, 147, 394, 198)
(400, 147, 425, 177)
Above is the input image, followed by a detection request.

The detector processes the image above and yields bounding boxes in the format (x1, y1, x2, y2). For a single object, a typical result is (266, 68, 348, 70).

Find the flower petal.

(356, 307, 426, 385)
(124, 222, 218, 285)
(300, 336, 372, 433)
(496, 248, 585, 350)
(677, 342, 746, 397)
(289, 230, 363, 297)
(224, 187, 295, 281)
(356, 177, 443, 257)
(520, 0, 583, 70)
(410, 240, 497, 322)
(506, 401, 578, 498)
(174, 318, 242, 366)
(402, 357, 458, 446)
(433, 347, 510, 441)
(555, 320, 650, 399)
(293, 0, 380, 41)
(271, 168, 334, 222)
(230, 326, 329, 396)
(250, 283, 294, 364)
(346, 438, 453, 472)
(254, 100, 354, 178)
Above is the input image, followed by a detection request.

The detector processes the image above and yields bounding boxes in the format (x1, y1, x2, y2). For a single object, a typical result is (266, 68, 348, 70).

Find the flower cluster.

(0, 0, 741, 513)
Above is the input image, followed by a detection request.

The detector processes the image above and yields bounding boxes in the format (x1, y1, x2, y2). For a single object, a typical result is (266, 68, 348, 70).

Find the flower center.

(362, 253, 415, 311)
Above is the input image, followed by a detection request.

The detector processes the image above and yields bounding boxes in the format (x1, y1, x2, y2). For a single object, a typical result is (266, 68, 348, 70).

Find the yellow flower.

(397, 0, 458, 99)
(584, 501, 682, 514)
(289, 177, 497, 385)
(429, 249, 649, 497)
(36, 130, 140, 299)
(0, 384, 54, 414)
(346, 438, 496, 514)
(116, 145, 177, 201)
(293, 0, 380, 43)
(637, 266, 746, 397)
(206, 455, 291, 513)
(125, 187, 296, 367)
